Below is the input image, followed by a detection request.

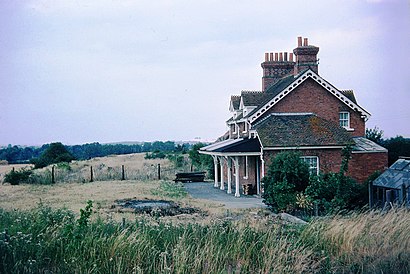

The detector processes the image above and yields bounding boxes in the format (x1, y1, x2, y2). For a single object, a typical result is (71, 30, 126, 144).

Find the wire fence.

(31, 160, 194, 184)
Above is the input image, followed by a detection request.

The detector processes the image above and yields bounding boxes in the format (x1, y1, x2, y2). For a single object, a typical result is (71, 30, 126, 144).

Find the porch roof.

(200, 137, 261, 156)
(373, 159, 410, 189)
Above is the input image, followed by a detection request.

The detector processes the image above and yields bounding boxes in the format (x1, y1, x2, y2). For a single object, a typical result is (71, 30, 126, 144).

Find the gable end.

(249, 69, 371, 124)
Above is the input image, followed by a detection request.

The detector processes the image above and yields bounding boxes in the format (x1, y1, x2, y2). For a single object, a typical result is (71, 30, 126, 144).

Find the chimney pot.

(275, 52, 278, 61)
(289, 53, 293, 62)
(297, 36, 302, 47)
(265, 53, 269, 61)
(269, 52, 274, 61)
(303, 38, 308, 46)
(279, 52, 283, 61)
(284, 52, 288, 62)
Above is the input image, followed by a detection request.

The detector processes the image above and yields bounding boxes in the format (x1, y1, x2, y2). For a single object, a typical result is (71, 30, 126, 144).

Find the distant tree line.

(0, 141, 193, 164)
(366, 127, 410, 165)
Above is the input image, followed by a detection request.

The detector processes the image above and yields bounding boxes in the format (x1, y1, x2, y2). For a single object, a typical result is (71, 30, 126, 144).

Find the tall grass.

(2, 204, 409, 273)
(0, 205, 316, 273)
(301, 208, 410, 273)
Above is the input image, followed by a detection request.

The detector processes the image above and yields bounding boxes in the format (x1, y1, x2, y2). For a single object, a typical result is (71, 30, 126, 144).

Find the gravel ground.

(184, 182, 266, 209)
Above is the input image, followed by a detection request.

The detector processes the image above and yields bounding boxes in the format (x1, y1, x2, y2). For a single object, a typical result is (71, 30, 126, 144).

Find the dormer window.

(339, 112, 350, 128)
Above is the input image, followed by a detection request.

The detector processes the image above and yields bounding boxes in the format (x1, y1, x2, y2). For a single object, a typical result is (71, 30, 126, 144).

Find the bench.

(174, 171, 206, 183)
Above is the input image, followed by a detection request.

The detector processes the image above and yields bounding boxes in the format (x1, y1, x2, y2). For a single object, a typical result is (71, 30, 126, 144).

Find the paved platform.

(184, 182, 266, 209)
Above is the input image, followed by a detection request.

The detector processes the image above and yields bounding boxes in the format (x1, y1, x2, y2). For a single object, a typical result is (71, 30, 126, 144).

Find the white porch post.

(256, 157, 260, 195)
(213, 156, 219, 188)
(220, 157, 225, 190)
(227, 157, 232, 194)
(260, 154, 265, 179)
(234, 156, 240, 197)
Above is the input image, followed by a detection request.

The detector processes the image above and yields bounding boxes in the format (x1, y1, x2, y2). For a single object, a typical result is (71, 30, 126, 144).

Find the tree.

(31, 142, 76, 169)
(261, 151, 310, 212)
(382, 136, 410, 166)
(365, 126, 384, 145)
(188, 143, 214, 179)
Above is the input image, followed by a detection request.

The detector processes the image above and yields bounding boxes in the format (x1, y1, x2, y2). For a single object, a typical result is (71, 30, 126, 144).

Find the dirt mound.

(113, 199, 200, 216)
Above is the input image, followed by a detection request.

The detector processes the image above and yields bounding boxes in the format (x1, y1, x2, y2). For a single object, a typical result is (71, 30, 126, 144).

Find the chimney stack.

(293, 36, 319, 74)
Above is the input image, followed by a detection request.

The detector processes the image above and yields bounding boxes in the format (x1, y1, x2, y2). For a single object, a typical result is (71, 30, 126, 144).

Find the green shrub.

(4, 168, 33, 185)
(262, 151, 310, 211)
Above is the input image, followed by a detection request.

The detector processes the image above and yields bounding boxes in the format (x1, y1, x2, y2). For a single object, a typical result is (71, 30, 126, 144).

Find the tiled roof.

(266, 74, 297, 96)
(254, 113, 354, 147)
(341, 90, 357, 104)
(230, 95, 241, 110)
(246, 74, 296, 118)
(241, 91, 268, 106)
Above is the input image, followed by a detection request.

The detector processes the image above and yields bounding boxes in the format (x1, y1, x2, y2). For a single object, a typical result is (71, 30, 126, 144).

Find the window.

(301, 156, 319, 175)
(339, 112, 350, 128)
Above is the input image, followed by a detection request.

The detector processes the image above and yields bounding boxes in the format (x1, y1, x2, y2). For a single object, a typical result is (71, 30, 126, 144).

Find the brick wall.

(349, 152, 388, 183)
(262, 148, 388, 183)
(256, 78, 366, 137)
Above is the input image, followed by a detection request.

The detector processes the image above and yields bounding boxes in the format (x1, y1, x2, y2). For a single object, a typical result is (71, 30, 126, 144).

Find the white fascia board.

(263, 145, 345, 150)
(200, 138, 235, 151)
(201, 138, 244, 152)
(249, 69, 371, 124)
(352, 149, 388, 154)
(199, 151, 261, 157)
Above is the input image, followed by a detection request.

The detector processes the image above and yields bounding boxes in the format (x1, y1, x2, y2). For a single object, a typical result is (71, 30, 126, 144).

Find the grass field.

(1, 154, 409, 273)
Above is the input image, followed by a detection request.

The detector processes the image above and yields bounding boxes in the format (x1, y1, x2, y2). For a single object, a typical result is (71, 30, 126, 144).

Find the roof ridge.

(241, 90, 262, 93)
(253, 112, 315, 127)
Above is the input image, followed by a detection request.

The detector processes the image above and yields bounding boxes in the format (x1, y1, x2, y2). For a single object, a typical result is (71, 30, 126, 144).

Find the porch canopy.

(199, 137, 261, 197)
(200, 137, 261, 156)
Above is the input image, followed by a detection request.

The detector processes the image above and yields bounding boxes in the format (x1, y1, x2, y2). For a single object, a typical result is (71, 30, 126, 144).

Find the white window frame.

(339, 111, 350, 129)
(301, 156, 319, 175)
(232, 124, 237, 134)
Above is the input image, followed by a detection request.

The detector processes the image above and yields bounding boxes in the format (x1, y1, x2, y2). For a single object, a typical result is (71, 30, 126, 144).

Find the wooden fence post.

(121, 165, 125, 181)
(51, 165, 55, 184)
(158, 163, 161, 180)
(90, 166, 94, 182)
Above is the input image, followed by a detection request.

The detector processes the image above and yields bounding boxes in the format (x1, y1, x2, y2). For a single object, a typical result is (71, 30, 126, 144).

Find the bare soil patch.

(112, 199, 201, 216)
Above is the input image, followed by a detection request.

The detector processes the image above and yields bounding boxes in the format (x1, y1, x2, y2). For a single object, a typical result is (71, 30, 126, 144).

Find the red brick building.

(200, 37, 387, 197)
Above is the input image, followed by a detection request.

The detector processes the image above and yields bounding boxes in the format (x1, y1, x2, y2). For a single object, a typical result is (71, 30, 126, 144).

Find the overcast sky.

(1, 0, 409, 146)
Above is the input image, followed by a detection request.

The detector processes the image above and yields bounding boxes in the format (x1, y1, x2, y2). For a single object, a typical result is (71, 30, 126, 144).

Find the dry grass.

(0, 153, 235, 224)
(302, 208, 410, 273)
